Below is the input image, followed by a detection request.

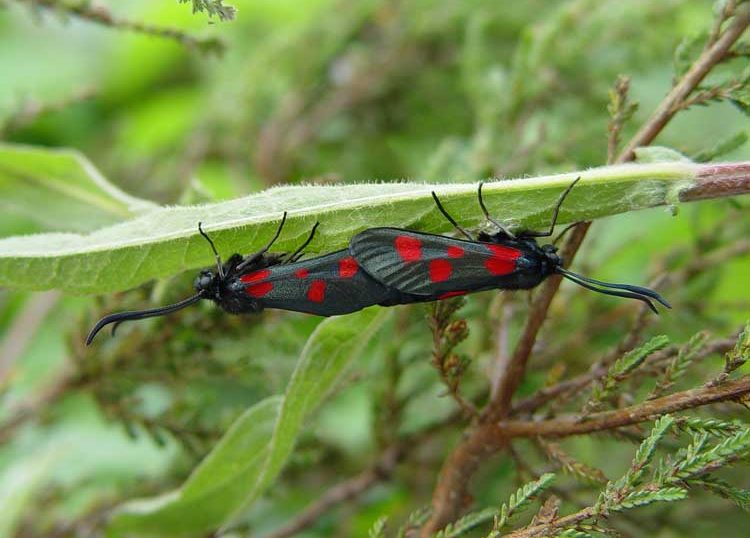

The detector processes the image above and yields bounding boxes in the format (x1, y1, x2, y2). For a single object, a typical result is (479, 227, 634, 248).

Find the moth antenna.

(86, 292, 205, 345)
(524, 176, 582, 238)
(198, 222, 225, 279)
(558, 268, 671, 308)
(556, 268, 660, 313)
(477, 182, 515, 238)
(431, 191, 474, 241)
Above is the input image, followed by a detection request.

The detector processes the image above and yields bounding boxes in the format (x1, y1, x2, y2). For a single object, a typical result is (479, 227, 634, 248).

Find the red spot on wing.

(338, 256, 359, 278)
(395, 235, 422, 262)
(429, 259, 452, 282)
(438, 290, 467, 299)
(485, 244, 521, 276)
(447, 245, 465, 258)
(241, 269, 274, 298)
(246, 281, 273, 298)
(240, 269, 270, 283)
(307, 280, 327, 303)
(295, 268, 309, 279)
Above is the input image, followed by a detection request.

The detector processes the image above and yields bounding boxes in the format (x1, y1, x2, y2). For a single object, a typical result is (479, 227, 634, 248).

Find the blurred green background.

(1, 1, 750, 537)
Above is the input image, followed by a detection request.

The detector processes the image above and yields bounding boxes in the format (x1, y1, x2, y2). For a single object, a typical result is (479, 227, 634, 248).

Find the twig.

(489, 300, 514, 401)
(606, 76, 637, 164)
(682, 162, 750, 201)
(617, 3, 750, 163)
(15, 0, 224, 54)
(494, 376, 750, 439)
(504, 506, 597, 538)
(486, 224, 590, 423)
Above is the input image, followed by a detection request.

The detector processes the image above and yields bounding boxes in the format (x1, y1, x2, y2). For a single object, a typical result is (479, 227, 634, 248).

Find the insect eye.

(194, 271, 214, 290)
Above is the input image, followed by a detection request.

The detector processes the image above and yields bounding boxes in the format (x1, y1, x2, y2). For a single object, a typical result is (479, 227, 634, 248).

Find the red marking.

(307, 280, 326, 303)
(338, 256, 359, 278)
(295, 268, 309, 279)
(438, 290, 467, 299)
(485, 244, 521, 276)
(240, 269, 270, 283)
(429, 259, 452, 282)
(395, 235, 422, 262)
(246, 281, 273, 298)
(447, 245, 465, 258)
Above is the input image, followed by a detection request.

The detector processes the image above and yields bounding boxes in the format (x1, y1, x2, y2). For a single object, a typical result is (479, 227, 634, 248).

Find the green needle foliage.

(178, 0, 236, 20)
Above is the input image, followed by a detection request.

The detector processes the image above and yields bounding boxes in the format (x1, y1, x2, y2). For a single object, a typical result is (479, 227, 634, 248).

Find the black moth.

(348, 177, 670, 312)
(85, 215, 413, 344)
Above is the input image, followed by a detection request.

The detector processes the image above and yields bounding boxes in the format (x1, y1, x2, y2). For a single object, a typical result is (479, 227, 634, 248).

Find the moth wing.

(350, 228, 521, 297)
(240, 250, 403, 316)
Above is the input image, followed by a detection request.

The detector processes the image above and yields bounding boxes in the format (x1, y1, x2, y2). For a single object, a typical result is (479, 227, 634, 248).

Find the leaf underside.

(0, 150, 696, 294)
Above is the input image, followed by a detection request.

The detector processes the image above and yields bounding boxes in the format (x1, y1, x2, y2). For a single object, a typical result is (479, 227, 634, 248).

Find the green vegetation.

(1, 1, 750, 537)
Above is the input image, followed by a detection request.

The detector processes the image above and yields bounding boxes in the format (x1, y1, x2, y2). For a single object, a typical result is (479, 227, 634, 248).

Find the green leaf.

(674, 429, 750, 480)
(178, 0, 236, 20)
(396, 507, 431, 538)
(0, 143, 155, 233)
(695, 475, 750, 511)
(692, 131, 749, 162)
(621, 415, 674, 489)
(434, 507, 497, 538)
(586, 335, 670, 412)
(108, 307, 390, 537)
(649, 332, 708, 399)
(675, 417, 744, 437)
(107, 395, 283, 537)
(248, 308, 390, 513)
(368, 516, 388, 538)
(555, 530, 595, 538)
(618, 487, 687, 510)
(724, 320, 750, 374)
(0, 158, 700, 293)
(494, 473, 555, 531)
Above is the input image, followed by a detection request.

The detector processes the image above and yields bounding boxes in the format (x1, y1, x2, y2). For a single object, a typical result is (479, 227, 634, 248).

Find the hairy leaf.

(0, 154, 700, 293)
(107, 396, 282, 537)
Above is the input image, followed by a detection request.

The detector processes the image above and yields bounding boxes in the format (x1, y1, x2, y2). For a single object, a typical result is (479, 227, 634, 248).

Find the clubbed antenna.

(86, 292, 205, 345)
(556, 267, 671, 313)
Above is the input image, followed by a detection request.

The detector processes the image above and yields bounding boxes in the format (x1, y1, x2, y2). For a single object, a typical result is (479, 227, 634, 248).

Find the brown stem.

(617, 4, 750, 163)
(683, 162, 750, 201)
(427, 376, 750, 538)
(485, 223, 590, 423)
(504, 506, 597, 538)
(494, 376, 750, 439)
